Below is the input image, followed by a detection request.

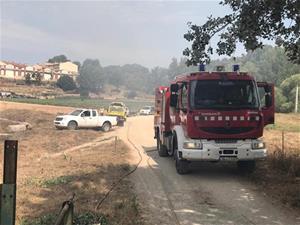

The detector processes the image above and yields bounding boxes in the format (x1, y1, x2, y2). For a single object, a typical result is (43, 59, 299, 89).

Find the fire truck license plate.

(220, 156, 238, 161)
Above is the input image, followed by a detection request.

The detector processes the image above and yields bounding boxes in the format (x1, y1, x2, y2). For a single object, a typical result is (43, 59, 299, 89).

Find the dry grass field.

(0, 107, 142, 225)
(0, 79, 64, 97)
(252, 113, 300, 208)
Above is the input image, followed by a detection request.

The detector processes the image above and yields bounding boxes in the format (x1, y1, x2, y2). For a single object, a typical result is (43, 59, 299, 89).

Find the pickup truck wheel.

(67, 121, 77, 130)
(102, 122, 111, 132)
(157, 133, 168, 157)
(237, 161, 256, 173)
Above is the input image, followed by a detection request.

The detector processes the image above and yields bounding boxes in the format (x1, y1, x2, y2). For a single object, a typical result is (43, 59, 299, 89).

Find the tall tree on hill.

(56, 75, 77, 91)
(103, 65, 124, 88)
(77, 59, 103, 94)
(48, 55, 69, 63)
(73, 61, 81, 69)
(183, 0, 300, 65)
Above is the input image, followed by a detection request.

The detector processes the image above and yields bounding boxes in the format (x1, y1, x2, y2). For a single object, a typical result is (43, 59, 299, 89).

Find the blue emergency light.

(199, 64, 205, 72)
(233, 64, 240, 72)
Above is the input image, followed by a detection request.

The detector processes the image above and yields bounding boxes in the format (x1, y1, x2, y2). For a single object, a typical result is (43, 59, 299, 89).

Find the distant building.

(0, 60, 26, 80)
(43, 61, 78, 80)
(0, 60, 78, 81)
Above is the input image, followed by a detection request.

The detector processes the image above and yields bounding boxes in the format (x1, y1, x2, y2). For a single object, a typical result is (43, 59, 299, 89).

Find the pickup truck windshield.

(190, 80, 259, 109)
(69, 110, 83, 116)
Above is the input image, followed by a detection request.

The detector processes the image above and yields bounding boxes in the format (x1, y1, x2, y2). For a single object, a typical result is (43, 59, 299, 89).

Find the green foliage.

(74, 212, 108, 225)
(48, 54, 69, 63)
(25, 72, 32, 85)
(20, 214, 56, 225)
(77, 59, 103, 94)
(279, 74, 300, 112)
(25, 176, 73, 188)
(125, 90, 137, 99)
(183, 0, 300, 65)
(4, 97, 153, 113)
(56, 75, 77, 91)
(31, 72, 42, 85)
(20, 212, 107, 225)
(275, 87, 288, 112)
(280, 74, 300, 97)
(24, 72, 42, 85)
(167, 57, 197, 80)
(205, 46, 300, 86)
(73, 61, 81, 69)
(80, 88, 89, 99)
(103, 65, 124, 87)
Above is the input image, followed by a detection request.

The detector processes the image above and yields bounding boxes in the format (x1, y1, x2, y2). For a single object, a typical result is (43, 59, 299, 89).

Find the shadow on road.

(142, 146, 243, 179)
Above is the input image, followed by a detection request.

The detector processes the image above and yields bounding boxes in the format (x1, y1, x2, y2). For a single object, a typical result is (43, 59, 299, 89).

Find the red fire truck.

(154, 65, 274, 174)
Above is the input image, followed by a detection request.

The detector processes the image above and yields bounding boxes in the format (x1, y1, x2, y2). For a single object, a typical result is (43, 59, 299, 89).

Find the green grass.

(266, 119, 300, 133)
(25, 176, 73, 188)
(20, 212, 108, 225)
(266, 123, 300, 132)
(2, 97, 154, 113)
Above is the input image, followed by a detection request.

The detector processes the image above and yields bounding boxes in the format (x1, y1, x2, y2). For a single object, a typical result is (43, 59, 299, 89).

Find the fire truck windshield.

(190, 80, 259, 109)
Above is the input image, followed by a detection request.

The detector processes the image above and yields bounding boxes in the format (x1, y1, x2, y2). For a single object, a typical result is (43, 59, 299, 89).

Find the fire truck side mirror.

(170, 84, 179, 107)
(170, 83, 179, 92)
(170, 94, 178, 107)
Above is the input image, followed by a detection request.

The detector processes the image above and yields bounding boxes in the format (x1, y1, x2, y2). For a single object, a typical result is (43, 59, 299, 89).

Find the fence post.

(54, 195, 75, 225)
(0, 140, 18, 225)
(281, 131, 285, 154)
(63, 202, 74, 225)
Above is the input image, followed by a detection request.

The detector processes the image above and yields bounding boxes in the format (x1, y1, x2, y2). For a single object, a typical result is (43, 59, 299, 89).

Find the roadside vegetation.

(252, 113, 300, 208)
(2, 97, 153, 113)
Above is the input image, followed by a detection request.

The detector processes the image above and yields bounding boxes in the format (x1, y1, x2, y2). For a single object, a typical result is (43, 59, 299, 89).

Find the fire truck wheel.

(157, 134, 168, 157)
(175, 152, 190, 174)
(237, 160, 256, 173)
(167, 135, 175, 156)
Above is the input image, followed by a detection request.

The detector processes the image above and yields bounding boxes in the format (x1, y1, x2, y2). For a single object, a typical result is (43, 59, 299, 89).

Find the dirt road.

(120, 116, 300, 225)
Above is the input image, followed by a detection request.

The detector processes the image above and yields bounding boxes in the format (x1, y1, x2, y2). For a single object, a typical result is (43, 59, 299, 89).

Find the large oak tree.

(183, 0, 299, 65)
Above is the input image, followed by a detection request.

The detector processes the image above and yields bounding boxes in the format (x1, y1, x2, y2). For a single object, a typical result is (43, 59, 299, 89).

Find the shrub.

(56, 75, 77, 91)
(125, 90, 137, 99)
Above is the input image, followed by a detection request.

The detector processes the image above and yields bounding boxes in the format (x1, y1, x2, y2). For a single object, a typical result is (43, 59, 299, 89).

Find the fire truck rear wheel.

(157, 134, 168, 157)
(237, 160, 256, 173)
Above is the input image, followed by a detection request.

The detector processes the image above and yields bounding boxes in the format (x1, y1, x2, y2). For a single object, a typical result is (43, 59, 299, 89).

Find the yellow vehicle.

(107, 102, 129, 123)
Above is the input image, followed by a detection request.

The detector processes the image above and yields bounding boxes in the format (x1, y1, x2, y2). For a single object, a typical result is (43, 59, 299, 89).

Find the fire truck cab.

(154, 65, 274, 174)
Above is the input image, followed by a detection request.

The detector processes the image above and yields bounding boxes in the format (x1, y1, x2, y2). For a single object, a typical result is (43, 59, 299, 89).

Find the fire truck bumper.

(180, 140, 267, 161)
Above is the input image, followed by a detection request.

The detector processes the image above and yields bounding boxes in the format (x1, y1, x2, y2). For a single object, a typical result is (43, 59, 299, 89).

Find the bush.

(56, 75, 77, 91)
(25, 73, 32, 85)
(275, 87, 287, 112)
(280, 102, 294, 113)
(79, 88, 89, 99)
(125, 90, 137, 99)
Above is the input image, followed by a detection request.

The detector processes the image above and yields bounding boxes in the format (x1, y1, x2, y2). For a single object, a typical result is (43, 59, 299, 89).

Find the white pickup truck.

(54, 109, 119, 132)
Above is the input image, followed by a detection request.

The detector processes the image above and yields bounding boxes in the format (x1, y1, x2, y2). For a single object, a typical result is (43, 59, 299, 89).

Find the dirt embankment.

(0, 103, 142, 224)
(0, 100, 74, 115)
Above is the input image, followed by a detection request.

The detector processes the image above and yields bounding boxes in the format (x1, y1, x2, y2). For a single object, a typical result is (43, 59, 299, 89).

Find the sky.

(1, 0, 240, 68)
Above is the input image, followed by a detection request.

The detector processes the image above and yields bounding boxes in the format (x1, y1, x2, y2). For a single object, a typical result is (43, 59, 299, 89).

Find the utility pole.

(295, 85, 299, 113)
